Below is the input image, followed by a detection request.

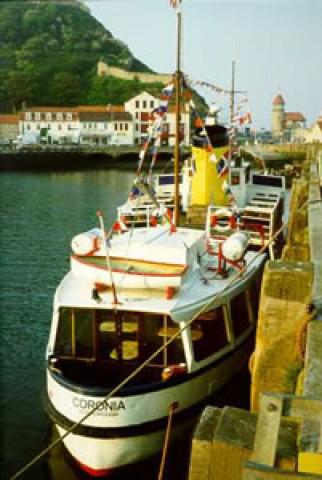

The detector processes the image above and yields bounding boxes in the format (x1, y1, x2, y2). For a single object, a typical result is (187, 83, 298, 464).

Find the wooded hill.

(0, 1, 207, 113)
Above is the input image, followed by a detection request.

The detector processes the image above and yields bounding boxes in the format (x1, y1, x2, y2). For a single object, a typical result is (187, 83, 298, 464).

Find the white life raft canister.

(71, 228, 101, 256)
(222, 232, 249, 262)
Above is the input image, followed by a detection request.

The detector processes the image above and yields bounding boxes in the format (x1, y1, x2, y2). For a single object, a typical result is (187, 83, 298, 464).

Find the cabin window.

(230, 291, 252, 337)
(54, 309, 185, 367)
(54, 308, 94, 359)
(192, 307, 229, 362)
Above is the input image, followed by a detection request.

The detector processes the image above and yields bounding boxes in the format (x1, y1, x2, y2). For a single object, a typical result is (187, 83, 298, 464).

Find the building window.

(46, 113, 51, 121)
(125, 123, 128, 131)
(41, 113, 45, 121)
(66, 113, 72, 121)
(135, 125, 139, 132)
(114, 123, 118, 131)
(57, 113, 63, 121)
(135, 112, 139, 120)
(58, 124, 62, 131)
(27, 124, 30, 130)
(88, 123, 91, 129)
(25, 113, 31, 121)
(94, 123, 97, 129)
(143, 100, 147, 109)
(120, 123, 123, 131)
(52, 113, 56, 121)
(135, 100, 139, 108)
(150, 101, 154, 108)
(35, 113, 40, 121)
(31, 113, 35, 121)
(36, 124, 40, 130)
(48, 124, 51, 130)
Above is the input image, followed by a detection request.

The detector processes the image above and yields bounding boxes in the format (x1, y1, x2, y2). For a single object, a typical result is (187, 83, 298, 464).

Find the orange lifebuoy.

(210, 208, 236, 233)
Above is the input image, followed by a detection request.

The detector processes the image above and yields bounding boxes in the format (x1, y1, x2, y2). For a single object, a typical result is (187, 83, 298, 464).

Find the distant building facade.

(0, 114, 19, 142)
(271, 93, 306, 138)
(16, 90, 191, 146)
(125, 91, 190, 146)
(19, 107, 79, 144)
(293, 115, 322, 143)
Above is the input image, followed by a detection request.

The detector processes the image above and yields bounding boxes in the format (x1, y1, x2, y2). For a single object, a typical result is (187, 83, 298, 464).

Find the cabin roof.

(54, 250, 266, 324)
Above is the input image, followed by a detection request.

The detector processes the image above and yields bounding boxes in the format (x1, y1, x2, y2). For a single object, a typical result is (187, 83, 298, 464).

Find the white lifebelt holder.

(210, 208, 237, 233)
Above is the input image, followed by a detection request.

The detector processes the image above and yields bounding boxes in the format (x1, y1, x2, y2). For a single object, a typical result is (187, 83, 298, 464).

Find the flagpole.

(174, 1, 182, 226)
(229, 59, 235, 164)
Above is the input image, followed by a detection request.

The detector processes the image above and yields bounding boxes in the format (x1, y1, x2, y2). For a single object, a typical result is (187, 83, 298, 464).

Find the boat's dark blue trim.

(47, 332, 253, 397)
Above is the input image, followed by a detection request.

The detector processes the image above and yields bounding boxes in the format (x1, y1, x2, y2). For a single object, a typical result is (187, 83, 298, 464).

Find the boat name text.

(73, 397, 126, 415)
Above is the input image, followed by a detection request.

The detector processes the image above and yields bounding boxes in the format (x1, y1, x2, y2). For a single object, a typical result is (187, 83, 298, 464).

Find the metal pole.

(174, 6, 182, 226)
(229, 60, 235, 163)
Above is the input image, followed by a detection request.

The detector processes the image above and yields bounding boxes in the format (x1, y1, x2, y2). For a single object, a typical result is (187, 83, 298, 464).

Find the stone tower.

(271, 93, 285, 136)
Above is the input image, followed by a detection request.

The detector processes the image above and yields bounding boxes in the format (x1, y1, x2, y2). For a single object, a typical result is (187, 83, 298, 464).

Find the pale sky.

(84, 0, 322, 129)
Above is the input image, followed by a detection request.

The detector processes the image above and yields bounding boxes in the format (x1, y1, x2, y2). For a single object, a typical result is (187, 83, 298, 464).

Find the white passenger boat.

(44, 4, 286, 477)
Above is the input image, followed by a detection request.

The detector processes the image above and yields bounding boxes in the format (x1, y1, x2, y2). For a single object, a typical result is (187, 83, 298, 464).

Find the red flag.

(170, 0, 181, 8)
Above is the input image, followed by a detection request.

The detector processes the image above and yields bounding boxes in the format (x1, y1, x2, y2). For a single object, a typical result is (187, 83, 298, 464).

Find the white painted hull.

(47, 333, 253, 476)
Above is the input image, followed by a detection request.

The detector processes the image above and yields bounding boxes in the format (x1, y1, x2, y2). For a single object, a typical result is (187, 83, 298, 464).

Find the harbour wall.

(188, 147, 322, 479)
(0, 147, 178, 171)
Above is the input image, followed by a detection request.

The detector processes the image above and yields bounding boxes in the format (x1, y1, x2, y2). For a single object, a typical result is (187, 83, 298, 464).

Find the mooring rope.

(10, 222, 287, 480)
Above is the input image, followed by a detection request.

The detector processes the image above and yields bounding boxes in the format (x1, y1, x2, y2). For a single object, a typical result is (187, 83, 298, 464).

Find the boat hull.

(46, 333, 253, 475)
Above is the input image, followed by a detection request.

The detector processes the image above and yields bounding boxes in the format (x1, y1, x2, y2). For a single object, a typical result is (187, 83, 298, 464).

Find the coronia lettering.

(72, 396, 126, 413)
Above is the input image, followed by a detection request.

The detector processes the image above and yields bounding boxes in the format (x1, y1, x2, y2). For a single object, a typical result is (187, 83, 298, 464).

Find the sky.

(84, 0, 322, 129)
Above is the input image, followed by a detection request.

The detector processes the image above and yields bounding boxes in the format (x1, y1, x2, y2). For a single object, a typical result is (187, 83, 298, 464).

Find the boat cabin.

(48, 272, 260, 392)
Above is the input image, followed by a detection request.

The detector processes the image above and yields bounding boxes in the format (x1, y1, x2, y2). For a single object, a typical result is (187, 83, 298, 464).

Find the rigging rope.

(10, 222, 287, 480)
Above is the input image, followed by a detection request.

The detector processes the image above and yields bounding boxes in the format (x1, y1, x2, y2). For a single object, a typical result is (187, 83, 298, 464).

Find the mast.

(174, 2, 182, 226)
(229, 60, 235, 163)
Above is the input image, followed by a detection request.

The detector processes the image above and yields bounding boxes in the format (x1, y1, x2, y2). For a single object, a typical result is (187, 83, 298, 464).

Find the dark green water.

(0, 170, 250, 480)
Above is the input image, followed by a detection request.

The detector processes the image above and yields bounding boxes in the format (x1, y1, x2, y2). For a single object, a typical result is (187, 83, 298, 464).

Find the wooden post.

(250, 393, 283, 467)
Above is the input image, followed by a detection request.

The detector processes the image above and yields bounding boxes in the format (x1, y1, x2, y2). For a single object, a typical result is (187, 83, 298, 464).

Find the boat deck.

(56, 249, 266, 323)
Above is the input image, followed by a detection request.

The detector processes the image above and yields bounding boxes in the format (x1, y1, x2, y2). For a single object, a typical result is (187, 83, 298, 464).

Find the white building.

(19, 107, 79, 144)
(125, 91, 190, 146)
(78, 109, 133, 146)
(293, 115, 322, 143)
(18, 92, 191, 147)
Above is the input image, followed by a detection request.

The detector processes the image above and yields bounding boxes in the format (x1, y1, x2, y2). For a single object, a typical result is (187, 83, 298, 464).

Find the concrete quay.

(188, 147, 322, 479)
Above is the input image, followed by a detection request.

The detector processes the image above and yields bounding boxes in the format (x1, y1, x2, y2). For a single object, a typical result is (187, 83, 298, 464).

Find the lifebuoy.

(210, 208, 236, 233)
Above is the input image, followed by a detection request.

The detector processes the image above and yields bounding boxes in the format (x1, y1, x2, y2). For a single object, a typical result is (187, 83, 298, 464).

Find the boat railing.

(206, 193, 284, 259)
(117, 203, 172, 229)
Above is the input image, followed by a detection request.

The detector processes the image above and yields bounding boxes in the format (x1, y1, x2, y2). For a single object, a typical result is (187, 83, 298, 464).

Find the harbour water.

(0, 169, 250, 480)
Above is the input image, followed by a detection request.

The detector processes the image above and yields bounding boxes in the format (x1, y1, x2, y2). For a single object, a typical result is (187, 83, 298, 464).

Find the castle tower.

(271, 93, 285, 136)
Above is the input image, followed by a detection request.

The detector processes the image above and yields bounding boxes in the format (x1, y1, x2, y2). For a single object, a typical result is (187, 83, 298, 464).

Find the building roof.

(272, 94, 285, 105)
(78, 111, 132, 121)
(22, 106, 78, 112)
(77, 105, 125, 113)
(285, 112, 306, 122)
(0, 114, 19, 124)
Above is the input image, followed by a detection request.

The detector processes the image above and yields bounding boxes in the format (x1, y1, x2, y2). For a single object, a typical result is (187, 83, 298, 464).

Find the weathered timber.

(243, 461, 322, 480)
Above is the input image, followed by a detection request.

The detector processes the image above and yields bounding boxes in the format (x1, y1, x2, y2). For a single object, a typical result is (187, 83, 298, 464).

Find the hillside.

(0, 1, 207, 113)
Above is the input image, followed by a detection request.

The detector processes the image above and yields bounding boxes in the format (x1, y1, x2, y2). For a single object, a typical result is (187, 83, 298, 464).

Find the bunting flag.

(184, 74, 231, 96)
(170, 0, 181, 8)
(216, 156, 228, 178)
